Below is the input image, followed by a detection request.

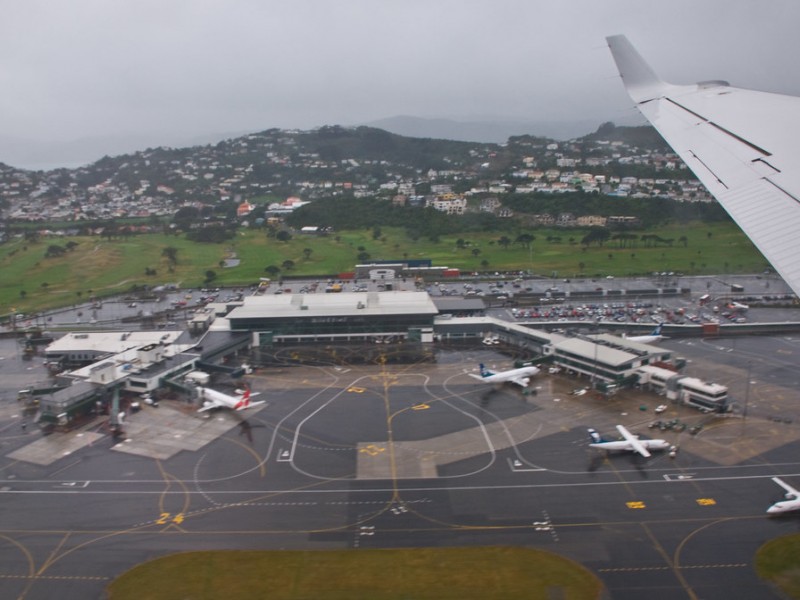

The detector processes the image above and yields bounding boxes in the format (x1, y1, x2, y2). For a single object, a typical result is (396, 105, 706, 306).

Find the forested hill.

(2, 121, 688, 228)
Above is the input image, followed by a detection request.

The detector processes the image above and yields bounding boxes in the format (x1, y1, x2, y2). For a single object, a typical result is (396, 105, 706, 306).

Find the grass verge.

(0, 220, 767, 315)
(107, 546, 603, 600)
(756, 534, 800, 598)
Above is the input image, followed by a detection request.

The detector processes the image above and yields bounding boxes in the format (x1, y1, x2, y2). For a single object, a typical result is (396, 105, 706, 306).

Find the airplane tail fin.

(478, 363, 492, 378)
(234, 388, 251, 410)
(588, 428, 603, 444)
(652, 323, 663, 336)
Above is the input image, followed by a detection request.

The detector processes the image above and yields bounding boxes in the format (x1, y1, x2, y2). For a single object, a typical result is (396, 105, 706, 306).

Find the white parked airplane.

(623, 323, 666, 344)
(607, 35, 800, 298)
(767, 477, 800, 514)
(588, 424, 670, 457)
(196, 386, 265, 413)
(469, 363, 539, 387)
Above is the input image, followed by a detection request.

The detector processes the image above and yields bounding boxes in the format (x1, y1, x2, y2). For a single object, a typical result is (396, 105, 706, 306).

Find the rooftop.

(227, 291, 439, 320)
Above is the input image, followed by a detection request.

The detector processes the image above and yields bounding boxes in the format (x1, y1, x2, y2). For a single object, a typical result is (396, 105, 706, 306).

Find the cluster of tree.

(185, 224, 236, 243)
(44, 240, 79, 257)
(286, 196, 501, 241)
(285, 191, 731, 242)
(296, 126, 487, 171)
(502, 191, 728, 228)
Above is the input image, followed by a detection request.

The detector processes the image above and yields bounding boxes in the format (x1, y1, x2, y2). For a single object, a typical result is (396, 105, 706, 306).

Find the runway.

(1, 342, 799, 599)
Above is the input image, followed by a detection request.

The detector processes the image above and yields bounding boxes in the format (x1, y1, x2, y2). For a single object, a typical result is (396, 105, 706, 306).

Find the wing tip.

(606, 34, 667, 103)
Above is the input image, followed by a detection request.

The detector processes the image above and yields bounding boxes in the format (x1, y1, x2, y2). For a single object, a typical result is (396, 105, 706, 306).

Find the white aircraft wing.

(773, 477, 800, 498)
(197, 399, 223, 412)
(509, 376, 530, 388)
(607, 35, 800, 297)
(616, 424, 651, 457)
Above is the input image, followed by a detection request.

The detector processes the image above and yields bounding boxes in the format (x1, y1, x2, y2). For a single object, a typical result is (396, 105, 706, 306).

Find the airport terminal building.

(31, 290, 732, 430)
(225, 291, 439, 344)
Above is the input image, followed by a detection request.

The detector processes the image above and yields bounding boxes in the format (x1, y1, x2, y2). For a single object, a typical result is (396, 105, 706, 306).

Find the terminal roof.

(227, 291, 439, 319)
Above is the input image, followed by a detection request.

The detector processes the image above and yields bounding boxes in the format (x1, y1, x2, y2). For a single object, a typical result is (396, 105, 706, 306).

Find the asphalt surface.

(1, 333, 800, 600)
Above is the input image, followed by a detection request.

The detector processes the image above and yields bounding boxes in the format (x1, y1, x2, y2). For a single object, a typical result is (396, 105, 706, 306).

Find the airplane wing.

(509, 377, 530, 387)
(607, 35, 800, 297)
(616, 424, 651, 457)
(773, 477, 800, 498)
(197, 399, 221, 413)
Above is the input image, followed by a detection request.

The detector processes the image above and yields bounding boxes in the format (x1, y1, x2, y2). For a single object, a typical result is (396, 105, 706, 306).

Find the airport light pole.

(591, 316, 600, 390)
(740, 360, 752, 436)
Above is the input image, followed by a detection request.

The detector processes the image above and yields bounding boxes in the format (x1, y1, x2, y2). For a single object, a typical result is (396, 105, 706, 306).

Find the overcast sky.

(2, 0, 799, 168)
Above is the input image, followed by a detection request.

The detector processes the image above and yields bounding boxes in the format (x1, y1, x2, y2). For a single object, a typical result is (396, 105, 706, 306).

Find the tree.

(612, 232, 638, 248)
(281, 259, 295, 271)
(204, 270, 217, 283)
(357, 251, 371, 262)
(162, 246, 178, 269)
(173, 206, 200, 230)
(264, 265, 281, 277)
(186, 224, 235, 243)
(581, 228, 611, 247)
(276, 230, 293, 243)
(45, 244, 66, 258)
(303, 248, 313, 260)
(471, 248, 481, 258)
(497, 235, 511, 249)
(514, 233, 535, 249)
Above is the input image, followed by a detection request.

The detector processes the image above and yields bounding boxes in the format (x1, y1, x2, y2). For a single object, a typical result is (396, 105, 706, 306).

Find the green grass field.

(106, 547, 603, 600)
(0, 221, 767, 315)
(756, 534, 800, 598)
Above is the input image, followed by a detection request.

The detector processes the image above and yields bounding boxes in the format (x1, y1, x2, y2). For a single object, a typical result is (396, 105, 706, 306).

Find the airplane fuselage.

(625, 334, 663, 344)
(767, 478, 800, 514)
(767, 500, 800, 515)
(481, 366, 539, 384)
(197, 386, 263, 412)
(589, 439, 670, 453)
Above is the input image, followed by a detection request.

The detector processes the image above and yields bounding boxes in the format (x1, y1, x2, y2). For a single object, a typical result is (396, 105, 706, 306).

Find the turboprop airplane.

(588, 424, 670, 457)
(197, 386, 265, 413)
(469, 363, 539, 388)
(623, 323, 666, 344)
(767, 478, 800, 514)
(607, 35, 800, 298)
